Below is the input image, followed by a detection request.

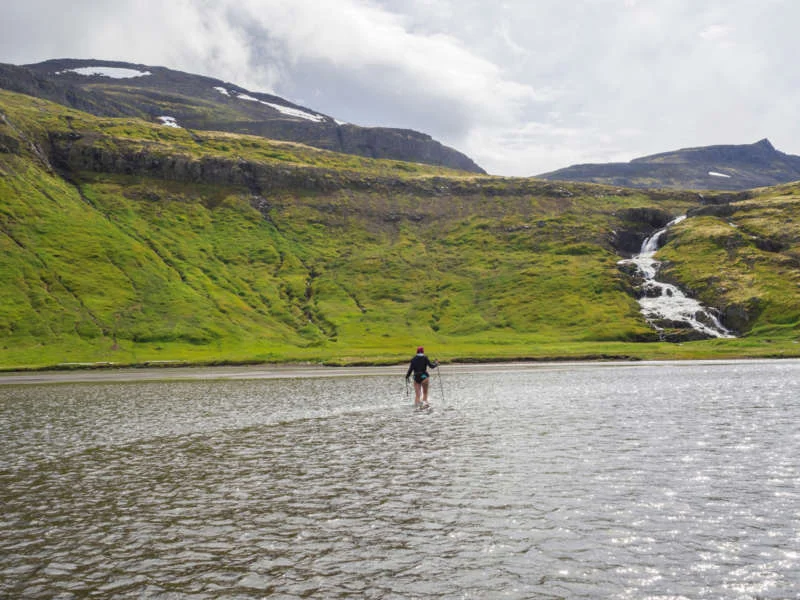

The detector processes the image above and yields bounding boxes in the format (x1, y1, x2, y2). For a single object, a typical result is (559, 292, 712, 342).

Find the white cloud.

(224, 0, 544, 127)
(699, 24, 734, 42)
(464, 120, 643, 176)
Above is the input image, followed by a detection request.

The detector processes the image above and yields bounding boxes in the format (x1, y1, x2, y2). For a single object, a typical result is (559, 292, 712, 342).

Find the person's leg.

(421, 378, 430, 405)
(414, 381, 422, 406)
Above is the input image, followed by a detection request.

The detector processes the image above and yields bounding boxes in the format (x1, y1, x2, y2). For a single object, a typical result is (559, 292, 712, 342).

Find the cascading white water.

(621, 216, 734, 339)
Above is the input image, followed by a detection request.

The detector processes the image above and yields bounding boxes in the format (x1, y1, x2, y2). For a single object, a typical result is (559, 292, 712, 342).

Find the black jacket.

(406, 354, 436, 379)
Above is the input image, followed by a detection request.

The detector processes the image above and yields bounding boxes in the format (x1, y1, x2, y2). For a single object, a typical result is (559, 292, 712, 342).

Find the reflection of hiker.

(405, 346, 438, 409)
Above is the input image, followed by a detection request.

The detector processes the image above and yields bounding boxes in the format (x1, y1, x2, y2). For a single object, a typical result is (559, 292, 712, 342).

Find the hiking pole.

(437, 362, 445, 403)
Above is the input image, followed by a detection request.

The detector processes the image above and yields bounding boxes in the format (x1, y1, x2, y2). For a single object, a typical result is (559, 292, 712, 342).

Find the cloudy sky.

(2, 0, 798, 175)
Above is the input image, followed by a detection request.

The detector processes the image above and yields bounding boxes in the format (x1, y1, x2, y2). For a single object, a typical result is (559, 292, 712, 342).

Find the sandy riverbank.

(0, 358, 785, 385)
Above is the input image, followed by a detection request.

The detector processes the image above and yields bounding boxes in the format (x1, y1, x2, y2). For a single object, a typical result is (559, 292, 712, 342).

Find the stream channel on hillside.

(1, 360, 798, 599)
(621, 215, 734, 339)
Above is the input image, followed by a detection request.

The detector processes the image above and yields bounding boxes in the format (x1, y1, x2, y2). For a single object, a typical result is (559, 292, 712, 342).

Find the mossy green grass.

(2, 90, 800, 370)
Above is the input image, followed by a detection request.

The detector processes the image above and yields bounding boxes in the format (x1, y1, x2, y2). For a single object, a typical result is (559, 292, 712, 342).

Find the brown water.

(1, 361, 799, 598)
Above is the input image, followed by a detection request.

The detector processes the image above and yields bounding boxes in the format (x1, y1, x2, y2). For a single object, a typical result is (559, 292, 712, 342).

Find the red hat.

(416, 346, 424, 353)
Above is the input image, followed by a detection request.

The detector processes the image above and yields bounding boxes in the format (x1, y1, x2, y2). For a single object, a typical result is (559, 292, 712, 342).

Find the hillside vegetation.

(1, 90, 799, 369)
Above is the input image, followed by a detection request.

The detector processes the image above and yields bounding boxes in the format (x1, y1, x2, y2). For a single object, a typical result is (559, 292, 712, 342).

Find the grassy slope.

(1, 90, 799, 369)
(658, 183, 800, 354)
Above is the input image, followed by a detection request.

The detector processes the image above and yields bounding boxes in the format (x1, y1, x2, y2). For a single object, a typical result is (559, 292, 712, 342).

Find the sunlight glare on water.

(1, 360, 799, 598)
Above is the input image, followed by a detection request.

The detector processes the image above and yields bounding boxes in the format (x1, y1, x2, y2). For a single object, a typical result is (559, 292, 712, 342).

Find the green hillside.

(1, 90, 799, 369)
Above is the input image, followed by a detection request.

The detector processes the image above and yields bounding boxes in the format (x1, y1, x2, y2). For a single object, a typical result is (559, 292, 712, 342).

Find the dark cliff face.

(42, 130, 588, 199)
(1, 59, 485, 174)
(538, 139, 800, 191)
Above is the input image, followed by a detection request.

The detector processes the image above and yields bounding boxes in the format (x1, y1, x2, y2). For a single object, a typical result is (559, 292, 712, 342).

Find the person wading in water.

(405, 346, 439, 409)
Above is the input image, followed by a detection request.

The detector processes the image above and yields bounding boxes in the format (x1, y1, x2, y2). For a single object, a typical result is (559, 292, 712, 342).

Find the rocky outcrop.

(47, 131, 487, 197)
(48, 133, 352, 192)
(47, 131, 621, 201)
(0, 131, 20, 154)
(721, 298, 761, 333)
(610, 207, 674, 256)
(336, 125, 482, 172)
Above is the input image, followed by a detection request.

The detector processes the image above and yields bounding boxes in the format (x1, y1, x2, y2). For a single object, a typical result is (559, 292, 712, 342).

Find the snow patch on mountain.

(235, 93, 326, 123)
(263, 101, 326, 123)
(213, 86, 230, 97)
(709, 171, 731, 178)
(157, 116, 181, 128)
(57, 66, 151, 79)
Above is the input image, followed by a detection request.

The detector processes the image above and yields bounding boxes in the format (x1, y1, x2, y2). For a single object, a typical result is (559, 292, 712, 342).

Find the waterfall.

(621, 216, 734, 339)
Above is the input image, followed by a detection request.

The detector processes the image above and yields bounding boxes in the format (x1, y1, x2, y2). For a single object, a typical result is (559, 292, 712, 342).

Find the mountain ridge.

(1, 58, 486, 174)
(538, 139, 800, 191)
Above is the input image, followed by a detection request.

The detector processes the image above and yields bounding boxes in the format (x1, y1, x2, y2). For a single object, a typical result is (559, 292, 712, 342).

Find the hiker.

(405, 346, 438, 409)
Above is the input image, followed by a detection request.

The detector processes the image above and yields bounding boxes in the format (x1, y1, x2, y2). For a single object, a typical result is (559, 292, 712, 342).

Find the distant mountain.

(0, 58, 485, 174)
(538, 139, 800, 190)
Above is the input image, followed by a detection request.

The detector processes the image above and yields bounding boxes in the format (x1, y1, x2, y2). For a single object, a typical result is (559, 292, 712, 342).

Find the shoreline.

(0, 357, 796, 385)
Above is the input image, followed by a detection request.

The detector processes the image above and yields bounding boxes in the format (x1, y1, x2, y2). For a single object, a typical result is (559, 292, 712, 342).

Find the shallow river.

(1, 360, 799, 599)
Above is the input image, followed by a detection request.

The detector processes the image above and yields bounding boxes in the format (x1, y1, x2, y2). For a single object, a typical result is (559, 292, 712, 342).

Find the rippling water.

(2, 361, 799, 599)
